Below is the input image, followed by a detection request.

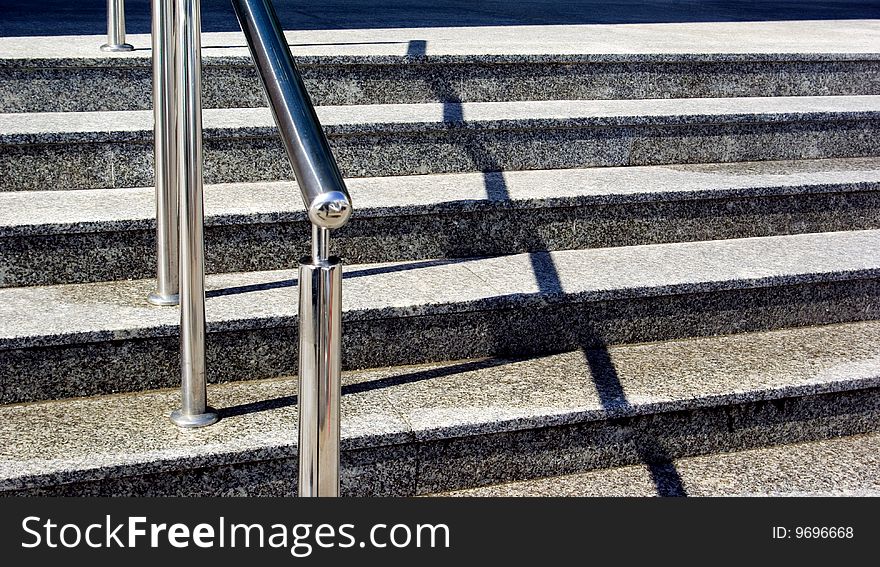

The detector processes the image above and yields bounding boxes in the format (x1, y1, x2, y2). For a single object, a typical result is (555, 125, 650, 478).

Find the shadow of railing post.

(582, 346, 688, 497)
(415, 43, 688, 495)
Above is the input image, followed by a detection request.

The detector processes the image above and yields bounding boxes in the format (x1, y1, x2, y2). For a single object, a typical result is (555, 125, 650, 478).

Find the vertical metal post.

(148, 0, 180, 307)
(101, 0, 135, 52)
(170, 0, 217, 428)
(298, 226, 342, 497)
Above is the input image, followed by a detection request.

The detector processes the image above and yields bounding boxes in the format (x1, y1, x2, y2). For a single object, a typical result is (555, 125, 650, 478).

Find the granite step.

(1, 24, 878, 112)
(434, 432, 880, 497)
(1, 230, 879, 404)
(3, 52, 878, 113)
(1, 95, 879, 191)
(2, 157, 878, 287)
(1, 319, 878, 496)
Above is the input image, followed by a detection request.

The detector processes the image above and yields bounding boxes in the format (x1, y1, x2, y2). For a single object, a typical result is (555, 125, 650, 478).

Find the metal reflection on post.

(298, 227, 342, 497)
(231, 0, 352, 496)
(101, 0, 135, 52)
(148, 0, 180, 307)
(170, 0, 217, 428)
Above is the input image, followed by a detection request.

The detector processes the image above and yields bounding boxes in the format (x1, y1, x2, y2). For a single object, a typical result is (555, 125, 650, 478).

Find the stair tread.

(1, 230, 878, 350)
(2, 95, 879, 144)
(1, 20, 878, 65)
(435, 431, 880, 496)
(2, 157, 878, 236)
(1, 319, 878, 491)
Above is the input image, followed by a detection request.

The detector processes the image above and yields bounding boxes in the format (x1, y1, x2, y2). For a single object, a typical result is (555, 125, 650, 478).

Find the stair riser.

(2, 60, 878, 113)
(3, 278, 878, 404)
(412, 388, 880, 495)
(3, 119, 878, 191)
(5, 388, 877, 496)
(4, 188, 879, 287)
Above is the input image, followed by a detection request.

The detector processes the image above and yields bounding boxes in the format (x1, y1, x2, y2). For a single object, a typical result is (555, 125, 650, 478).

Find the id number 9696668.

(772, 526, 854, 539)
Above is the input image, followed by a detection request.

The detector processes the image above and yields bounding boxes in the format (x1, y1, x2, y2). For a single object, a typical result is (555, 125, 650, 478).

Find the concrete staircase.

(1, 18, 879, 496)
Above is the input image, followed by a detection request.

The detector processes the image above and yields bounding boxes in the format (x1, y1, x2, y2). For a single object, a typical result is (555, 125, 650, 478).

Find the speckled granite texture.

(1, 319, 879, 495)
(1, 230, 880, 402)
(4, 158, 880, 234)
(5, 96, 880, 143)
(4, 189, 879, 287)
(3, 158, 879, 286)
(1, 96, 879, 190)
(3, 58, 878, 113)
(435, 432, 880, 497)
(412, 389, 880, 494)
(5, 229, 879, 347)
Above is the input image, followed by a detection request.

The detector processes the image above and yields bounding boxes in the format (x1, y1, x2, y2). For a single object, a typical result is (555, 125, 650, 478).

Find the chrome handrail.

(231, 0, 352, 229)
(231, 0, 352, 498)
(101, 0, 134, 52)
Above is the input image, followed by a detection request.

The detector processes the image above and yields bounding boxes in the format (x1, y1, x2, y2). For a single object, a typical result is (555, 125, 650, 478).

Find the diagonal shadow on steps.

(218, 357, 510, 419)
(206, 257, 483, 298)
(412, 38, 517, 209)
(524, 206, 688, 496)
(493, 173, 687, 496)
(215, 236, 691, 496)
(582, 346, 689, 497)
(416, 59, 688, 495)
(407, 39, 427, 59)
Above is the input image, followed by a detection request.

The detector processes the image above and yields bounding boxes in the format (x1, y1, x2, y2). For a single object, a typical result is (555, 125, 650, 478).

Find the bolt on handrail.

(231, 0, 352, 497)
(101, 0, 135, 52)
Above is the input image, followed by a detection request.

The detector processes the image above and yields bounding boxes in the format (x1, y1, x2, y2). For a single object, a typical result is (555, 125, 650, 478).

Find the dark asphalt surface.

(1, 1, 878, 36)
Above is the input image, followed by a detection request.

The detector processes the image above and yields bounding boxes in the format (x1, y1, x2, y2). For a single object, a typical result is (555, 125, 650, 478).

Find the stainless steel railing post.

(101, 0, 135, 52)
(170, 0, 217, 428)
(298, 226, 341, 497)
(148, 0, 179, 305)
(231, 0, 353, 494)
(148, 0, 180, 307)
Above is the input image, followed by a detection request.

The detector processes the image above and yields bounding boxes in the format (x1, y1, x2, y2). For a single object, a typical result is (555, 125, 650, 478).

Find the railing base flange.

(100, 43, 135, 52)
(170, 407, 219, 428)
(148, 291, 180, 306)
